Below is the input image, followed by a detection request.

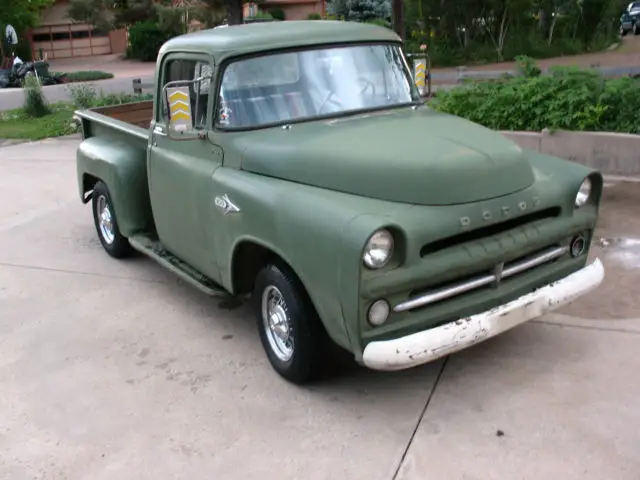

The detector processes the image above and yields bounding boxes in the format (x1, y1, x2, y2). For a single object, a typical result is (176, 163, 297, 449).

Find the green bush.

(431, 62, 640, 134)
(270, 7, 285, 20)
(127, 20, 175, 61)
(307, 13, 322, 20)
(406, 30, 617, 68)
(91, 92, 153, 107)
(67, 83, 98, 109)
(66, 82, 152, 109)
(365, 17, 391, 28)
(22, 74, 50, 118)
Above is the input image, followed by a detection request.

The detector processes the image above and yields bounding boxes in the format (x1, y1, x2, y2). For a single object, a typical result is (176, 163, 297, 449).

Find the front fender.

(76, 136, 153, 237)
(211, 168, 370, 352)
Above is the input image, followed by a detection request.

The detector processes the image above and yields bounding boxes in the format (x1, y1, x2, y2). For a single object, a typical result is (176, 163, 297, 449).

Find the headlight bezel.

(363, 228, 395, 269)
(574, 177, 593, 208)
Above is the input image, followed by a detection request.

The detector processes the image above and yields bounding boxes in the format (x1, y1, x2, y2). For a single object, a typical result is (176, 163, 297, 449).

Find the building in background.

(27, 0, 127, 60)
(26, 0, 326, 61)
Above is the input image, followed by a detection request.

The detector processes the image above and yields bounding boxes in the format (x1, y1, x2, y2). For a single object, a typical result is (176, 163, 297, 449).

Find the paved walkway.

(0, 138, 638, 479)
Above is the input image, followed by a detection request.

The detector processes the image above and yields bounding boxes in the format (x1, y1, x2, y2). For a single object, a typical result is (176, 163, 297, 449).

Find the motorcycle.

(0, 57, 68, 89)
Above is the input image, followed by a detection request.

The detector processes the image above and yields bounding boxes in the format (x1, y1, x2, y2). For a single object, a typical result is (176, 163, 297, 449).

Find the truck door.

(148, 53, 221, 278)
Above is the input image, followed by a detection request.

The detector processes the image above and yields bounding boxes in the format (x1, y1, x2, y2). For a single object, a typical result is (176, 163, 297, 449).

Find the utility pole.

(392, 0, 405, 42)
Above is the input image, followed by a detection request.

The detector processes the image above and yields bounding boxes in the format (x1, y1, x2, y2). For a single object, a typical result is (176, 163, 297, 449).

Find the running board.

(129, 234, 229, 297)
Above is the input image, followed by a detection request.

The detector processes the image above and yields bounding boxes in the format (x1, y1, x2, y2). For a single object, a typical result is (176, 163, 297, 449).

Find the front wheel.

(253, 262, 327, 384)
(91, 181, 133, 259)
(634, 23, 639, 35)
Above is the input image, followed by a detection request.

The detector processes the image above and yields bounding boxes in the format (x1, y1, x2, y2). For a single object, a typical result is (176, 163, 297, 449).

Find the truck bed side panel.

(76, 134, 154, 237)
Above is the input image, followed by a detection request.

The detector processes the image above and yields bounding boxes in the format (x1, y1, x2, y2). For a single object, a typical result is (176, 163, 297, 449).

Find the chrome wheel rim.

(261, 285, 294, 362)
(96, 194, 115, 245)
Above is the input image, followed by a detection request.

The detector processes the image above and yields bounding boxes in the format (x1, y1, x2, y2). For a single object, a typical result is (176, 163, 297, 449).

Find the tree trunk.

(227, 0, 243, 25)
(548, 9, 558, 46)
(392, 0, 405, 42)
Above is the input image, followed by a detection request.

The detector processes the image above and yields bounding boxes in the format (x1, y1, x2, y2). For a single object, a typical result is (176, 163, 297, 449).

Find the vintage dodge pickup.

(75, 21, 605, 384)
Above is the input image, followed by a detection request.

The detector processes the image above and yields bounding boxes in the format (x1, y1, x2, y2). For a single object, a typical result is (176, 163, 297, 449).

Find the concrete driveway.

(0, 138, 638, 480)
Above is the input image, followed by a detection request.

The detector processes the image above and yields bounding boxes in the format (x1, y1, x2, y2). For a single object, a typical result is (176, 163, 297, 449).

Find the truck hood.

(235, 107, 535, 206)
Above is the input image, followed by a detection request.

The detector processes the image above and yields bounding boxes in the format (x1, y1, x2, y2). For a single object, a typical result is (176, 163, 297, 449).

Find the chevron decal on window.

(167, 87, 192, 131)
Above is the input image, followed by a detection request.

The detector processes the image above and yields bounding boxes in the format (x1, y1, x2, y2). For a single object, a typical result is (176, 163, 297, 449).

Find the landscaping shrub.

(22, 74, 50, 118)
(127, 20, 175, 61)
(67, 83, 98, 109)
(307, 13, 322, 20)
(270, 7, 285, 20)
(431, 60, 640, 134)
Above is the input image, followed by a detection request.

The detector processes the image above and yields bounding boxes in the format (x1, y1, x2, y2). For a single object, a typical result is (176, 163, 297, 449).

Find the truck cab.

(75, 21, 605, 384)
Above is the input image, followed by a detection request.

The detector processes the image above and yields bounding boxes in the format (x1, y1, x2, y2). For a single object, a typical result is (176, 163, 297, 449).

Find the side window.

(161, 58, 213, 132)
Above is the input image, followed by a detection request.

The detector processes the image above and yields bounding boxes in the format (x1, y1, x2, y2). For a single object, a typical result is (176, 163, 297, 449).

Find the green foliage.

(270, 7, 286, 20)
(515, 55, 541, 77)
(22, 74, 50, 118)
(250, 11, 275, 20)
(66, 83, 98, 109)
(127, 20, 175, 62)
(365, 17, 392, 28)
(307, 13, 322, 20)
(2, 0, 54, 33)
(346, 0, 391, 22)
(0, 91, 153, 140)
(401, 0, 623, 67)
(431, 62, 640, 133)
(0, 104, 77, 140)
(57, 71, 114, 82)
(66, 83, 152, 109)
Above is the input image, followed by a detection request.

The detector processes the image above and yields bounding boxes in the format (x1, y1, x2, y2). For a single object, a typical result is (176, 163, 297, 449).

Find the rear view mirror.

(162, 75, 211, 140)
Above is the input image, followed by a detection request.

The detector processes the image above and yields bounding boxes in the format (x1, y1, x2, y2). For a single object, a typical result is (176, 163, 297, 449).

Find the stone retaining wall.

(501, 129, 640, 176)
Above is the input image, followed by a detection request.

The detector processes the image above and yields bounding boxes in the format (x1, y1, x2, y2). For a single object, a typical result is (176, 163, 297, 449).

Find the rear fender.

(76, 136, 154, 237)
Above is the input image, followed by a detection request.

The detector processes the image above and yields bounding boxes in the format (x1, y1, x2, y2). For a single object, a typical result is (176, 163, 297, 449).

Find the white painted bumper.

(362, 258, 605, 371)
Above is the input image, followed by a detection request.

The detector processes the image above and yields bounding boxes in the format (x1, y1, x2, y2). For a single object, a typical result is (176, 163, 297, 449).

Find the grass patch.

(52, 70, 115, 82)
(0, 103, 76, 140)
(0, 88, 153, 141)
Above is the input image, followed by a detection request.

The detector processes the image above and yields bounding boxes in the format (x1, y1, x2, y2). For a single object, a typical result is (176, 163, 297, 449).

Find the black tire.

(91, 181, 133, 259)
(634, 23, 639, 35)
(253, 261, 328, 384)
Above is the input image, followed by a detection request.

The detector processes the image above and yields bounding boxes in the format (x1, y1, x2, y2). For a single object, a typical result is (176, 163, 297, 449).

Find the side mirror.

(162, 76, 211, 141)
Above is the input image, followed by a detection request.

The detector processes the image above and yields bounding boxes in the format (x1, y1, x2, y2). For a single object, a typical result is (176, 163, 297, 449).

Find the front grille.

(420, 207, 561, 258)
(394, 244, 567, 313)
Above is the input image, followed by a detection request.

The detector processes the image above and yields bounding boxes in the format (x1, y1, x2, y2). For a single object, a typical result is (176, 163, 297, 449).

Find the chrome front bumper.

(362, 258, 605, 371)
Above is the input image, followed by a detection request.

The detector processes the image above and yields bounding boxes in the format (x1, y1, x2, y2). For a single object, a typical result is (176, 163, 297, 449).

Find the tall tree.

(392, 0, 405, 40)
(2, 0, 55, 33)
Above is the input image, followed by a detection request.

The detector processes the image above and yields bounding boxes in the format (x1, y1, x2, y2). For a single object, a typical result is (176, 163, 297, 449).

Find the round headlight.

(363, 229, 394, 269)
(575, 177, 592, 208)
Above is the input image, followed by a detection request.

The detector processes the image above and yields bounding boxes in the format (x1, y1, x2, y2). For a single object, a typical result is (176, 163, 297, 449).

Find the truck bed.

(91, 100, 154, 129)
(74, 100, 153, 148)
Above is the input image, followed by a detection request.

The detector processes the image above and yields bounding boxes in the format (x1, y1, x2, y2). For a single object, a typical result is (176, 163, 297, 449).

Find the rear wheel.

(91, 181, 133, 259)
(253, 262, 328, 384)
(634, 23, 639, 35)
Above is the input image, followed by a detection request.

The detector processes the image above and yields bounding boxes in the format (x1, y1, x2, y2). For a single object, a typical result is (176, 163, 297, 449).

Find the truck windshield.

(216, 43, 420, 129)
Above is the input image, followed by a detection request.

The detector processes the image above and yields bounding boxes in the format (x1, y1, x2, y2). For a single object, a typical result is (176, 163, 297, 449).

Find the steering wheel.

(317, 91, 344, 115)
(358, 77, 376, 96)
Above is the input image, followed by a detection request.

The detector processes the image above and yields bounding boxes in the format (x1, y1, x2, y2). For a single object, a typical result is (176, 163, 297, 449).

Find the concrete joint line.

(531, 318, 640, 335)
(391, 357, 449, 480)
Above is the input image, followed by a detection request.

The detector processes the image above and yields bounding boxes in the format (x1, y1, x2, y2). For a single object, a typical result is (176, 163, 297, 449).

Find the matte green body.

(75, 21, 603, 361)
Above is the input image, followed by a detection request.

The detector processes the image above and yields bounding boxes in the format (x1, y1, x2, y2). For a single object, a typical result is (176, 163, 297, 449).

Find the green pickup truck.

(75, 20, 605, 384)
